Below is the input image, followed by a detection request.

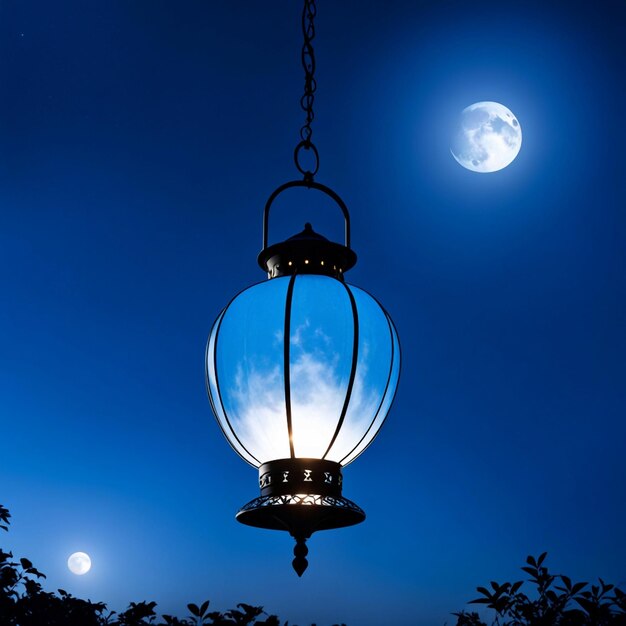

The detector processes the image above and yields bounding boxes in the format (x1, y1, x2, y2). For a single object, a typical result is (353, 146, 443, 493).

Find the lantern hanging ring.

(293, 140, 320, 182)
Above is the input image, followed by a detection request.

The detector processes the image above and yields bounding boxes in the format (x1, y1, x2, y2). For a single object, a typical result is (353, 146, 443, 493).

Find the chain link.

(294, 0, 319, 182)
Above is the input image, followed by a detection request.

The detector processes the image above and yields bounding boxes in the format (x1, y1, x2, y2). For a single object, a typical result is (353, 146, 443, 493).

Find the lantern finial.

(292, 537, 309, 577)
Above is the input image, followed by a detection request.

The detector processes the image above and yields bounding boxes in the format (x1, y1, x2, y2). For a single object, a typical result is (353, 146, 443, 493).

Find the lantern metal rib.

(338, 305, 400, 466)
(321, 280, 359, 460)
(208, 299, 261, 467)
(283, 273, 297, 458)
(205, 310, 233, 455)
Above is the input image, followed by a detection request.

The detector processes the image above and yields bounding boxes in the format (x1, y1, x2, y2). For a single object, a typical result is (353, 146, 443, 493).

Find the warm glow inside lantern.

(206, 181, 400, 575)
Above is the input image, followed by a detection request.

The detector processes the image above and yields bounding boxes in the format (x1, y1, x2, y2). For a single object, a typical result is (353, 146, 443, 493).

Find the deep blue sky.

(1, 1, 625, 624)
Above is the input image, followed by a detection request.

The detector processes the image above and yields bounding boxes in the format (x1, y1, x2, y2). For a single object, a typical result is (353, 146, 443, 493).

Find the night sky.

(1, 1, 625, 625)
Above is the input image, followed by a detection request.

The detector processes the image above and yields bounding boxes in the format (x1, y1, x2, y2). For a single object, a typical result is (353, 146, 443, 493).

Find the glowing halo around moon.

(67, 552, 91, 575)
(451, 101, 522, 173)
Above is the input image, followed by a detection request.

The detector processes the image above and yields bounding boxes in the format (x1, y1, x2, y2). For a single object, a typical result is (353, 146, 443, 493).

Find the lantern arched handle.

(262, 180, 351, 251)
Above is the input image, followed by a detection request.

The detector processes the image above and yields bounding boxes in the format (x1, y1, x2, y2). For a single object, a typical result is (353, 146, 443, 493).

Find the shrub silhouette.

(0, 505, 346, 626)
(453, 552, 626, 626)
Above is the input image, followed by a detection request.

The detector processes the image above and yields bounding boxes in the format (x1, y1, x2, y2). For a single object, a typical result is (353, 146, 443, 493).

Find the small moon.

(67, 551, 91, 575)
(451, 101, 522, 173)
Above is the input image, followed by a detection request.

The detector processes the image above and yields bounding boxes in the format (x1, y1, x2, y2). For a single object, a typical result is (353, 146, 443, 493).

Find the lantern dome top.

(258, 222, 357, 280)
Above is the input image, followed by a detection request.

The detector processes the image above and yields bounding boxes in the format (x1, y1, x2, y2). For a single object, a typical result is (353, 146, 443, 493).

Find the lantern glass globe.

(206, 274, 399, 468)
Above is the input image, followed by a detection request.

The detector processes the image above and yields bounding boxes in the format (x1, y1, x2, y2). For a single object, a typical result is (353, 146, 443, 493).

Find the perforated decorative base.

(236, 493, 365, 533)
(235, 459, 366, 575)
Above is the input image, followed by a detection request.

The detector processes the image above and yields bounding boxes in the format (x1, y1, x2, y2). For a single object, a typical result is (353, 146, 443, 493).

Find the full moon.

(67, 552, 91, 575)
(451, 101, 522, 173)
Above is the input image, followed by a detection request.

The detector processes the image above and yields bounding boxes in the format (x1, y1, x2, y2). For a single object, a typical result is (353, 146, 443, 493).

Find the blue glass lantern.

(206, 180, 400, 575)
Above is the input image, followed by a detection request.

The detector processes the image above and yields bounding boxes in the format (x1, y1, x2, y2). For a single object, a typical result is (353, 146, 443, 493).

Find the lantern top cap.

(258, 222, 357, 280)
(260, 178, 356, 279)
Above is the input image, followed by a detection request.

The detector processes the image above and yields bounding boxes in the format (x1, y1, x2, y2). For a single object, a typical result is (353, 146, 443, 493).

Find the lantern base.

(235, 459, 365, 576)
(236, 493, 365, 577)
(236, 492, 365, 533)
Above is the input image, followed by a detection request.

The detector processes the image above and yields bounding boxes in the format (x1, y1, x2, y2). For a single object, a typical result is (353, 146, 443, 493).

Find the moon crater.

(451, 101, 522, 173)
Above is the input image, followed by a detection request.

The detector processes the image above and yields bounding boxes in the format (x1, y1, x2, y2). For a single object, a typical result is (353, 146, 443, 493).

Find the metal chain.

(294, 0, 320, 182)
(300, 0, 316, 146)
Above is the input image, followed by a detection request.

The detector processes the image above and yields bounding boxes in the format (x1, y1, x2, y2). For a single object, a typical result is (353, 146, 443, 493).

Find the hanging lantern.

(205, 0, 400, 576)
